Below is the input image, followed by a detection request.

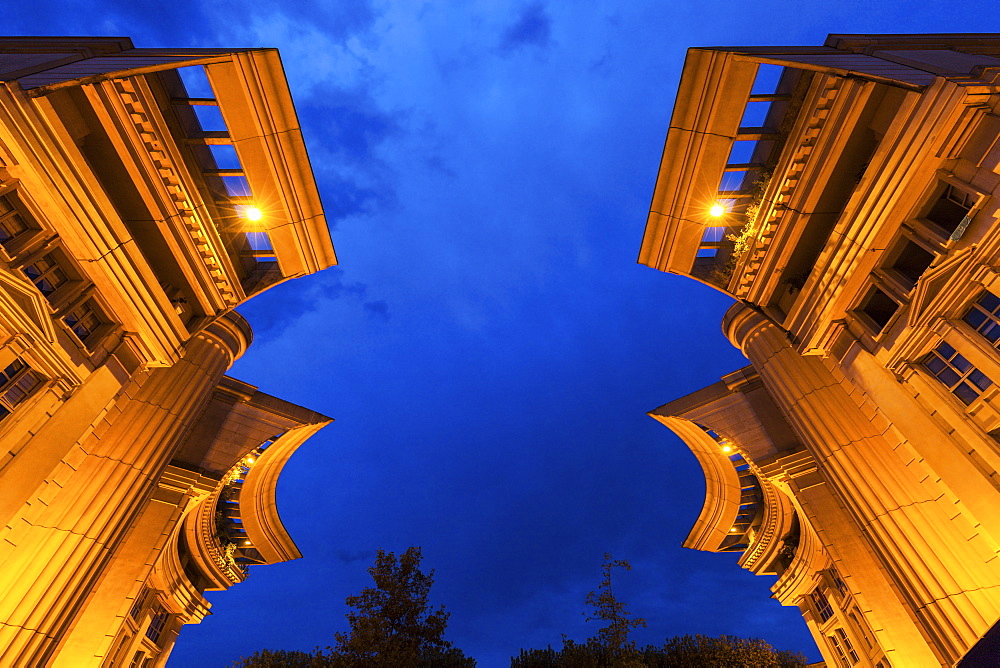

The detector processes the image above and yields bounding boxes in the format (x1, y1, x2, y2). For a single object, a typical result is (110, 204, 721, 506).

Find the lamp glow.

(721, 445, 732, 453)
(709, 203, 726, 217)
(244, 206, 263, 222)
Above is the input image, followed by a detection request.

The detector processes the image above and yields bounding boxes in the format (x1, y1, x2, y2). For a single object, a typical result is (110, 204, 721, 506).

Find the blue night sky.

(9, 3, 1000, 667)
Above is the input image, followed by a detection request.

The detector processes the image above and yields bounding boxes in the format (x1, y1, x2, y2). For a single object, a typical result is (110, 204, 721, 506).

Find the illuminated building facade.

(0, 37, 336, 666)
(641, 34, 1000, 667)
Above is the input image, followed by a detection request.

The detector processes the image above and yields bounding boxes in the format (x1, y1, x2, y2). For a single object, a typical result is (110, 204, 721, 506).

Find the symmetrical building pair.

(5, 30, 1000, 668)
(641, 34, 1000, 667)
(0, 37, 336, 666)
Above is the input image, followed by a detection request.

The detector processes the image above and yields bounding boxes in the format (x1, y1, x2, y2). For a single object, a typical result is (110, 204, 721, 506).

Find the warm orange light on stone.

(642, 33, 1000, 668)
(0, 37, 338, 667)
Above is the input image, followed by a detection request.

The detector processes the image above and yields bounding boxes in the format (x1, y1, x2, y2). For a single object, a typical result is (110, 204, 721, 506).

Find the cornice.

(734, 74, 847, 299)
(738, 475, 794, 574)
(96, 76, 242, 311)
(239, 421, 331, 564)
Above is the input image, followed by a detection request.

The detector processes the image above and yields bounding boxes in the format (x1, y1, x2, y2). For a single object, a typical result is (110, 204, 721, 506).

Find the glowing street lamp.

(243, 205, 263, 222)
(709, 202, 726, 218)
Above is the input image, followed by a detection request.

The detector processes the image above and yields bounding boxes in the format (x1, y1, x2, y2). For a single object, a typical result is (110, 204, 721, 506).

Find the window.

(128, 651, 146, 668)
(835, 628, 860, 664)
(144, 605, 169, 645)
(857, 286, 899, 332)
(848, 609, 875, 650)
(884, 238, 934, 290)
(63, 300, 104, 345)
(963, 291, 1000, 347)
(828, 633, 851, 668)
(128, 589, 146, 621)
(811, 588, 834, 622)
(0, 193, 30, 246)
(0, 359, 41, 420)
(832, 570, 849, 598)
(22, 253, 68, 298)
(923, 341, 993, 405)
(924, 184, 976, 237)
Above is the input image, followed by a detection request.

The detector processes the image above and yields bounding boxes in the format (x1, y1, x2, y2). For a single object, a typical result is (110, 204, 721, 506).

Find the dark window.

(925, 185, 975, 235)
(963, 292, 1000, 347)
(128, 590, 146, 620)
(0, 194, 29, 246)
(923, 342, 993, 405)
(145, 605, 169, 645)
(832, 570, 849, 598)
(22, 253, 68, 298)
(63, 300, 103, 345)
(858, 286, 899, 332)
(828, 633, 851, 668)
(836, 628, 860, 664)
(811, 588, 834, 622)
(887, 239, 934, 289)
(0, 359, 41, 420)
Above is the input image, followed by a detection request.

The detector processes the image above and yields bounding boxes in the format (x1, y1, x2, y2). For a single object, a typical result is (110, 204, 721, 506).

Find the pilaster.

(0, 313, 248, 667)
(760, 448, 932, 665)
(726, 302, 994, 665)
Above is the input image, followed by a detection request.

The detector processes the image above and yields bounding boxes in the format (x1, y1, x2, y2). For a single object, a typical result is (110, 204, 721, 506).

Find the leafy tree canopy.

(332, 546, 474, 667)
(234, 547, 474, 667)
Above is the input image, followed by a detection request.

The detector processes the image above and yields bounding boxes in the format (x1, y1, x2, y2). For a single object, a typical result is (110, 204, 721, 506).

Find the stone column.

(725, 303, 1000, 666)
(49, 467, 208, 666)
(0, 314, 249, 667)
(761, 448, 935, 666)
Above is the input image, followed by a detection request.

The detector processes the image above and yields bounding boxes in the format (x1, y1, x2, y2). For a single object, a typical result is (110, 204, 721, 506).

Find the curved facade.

(643, 34, 1000, 667)
(0, 37, 336, 666)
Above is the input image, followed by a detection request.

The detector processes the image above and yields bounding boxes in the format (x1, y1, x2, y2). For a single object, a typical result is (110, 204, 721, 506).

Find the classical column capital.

(196, 311, 253, 366)
(723, 302, 783, 354)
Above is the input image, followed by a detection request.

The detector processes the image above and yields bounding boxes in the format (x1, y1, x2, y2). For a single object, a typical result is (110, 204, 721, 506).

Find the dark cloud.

(499, 3, 552, 54)
(363, 300, 389, 319)
(334, 549, 376, 564)
(299, 87, 401, 224)
(284, 0, 378, 43)
(235, 268, 373, 340)
(316, 172, 384, 223)
(304, 88, 399, 167)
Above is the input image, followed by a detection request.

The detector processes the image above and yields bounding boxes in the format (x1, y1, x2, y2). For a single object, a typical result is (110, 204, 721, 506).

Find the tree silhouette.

(234, 547, 474, 667)
(584, 553, 647, 656)
(510, 555, 806, 667)
(331, 546, 474, 666)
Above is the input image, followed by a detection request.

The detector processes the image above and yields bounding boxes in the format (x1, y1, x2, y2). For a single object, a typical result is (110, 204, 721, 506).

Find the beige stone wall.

(0, 38, 335, 667)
